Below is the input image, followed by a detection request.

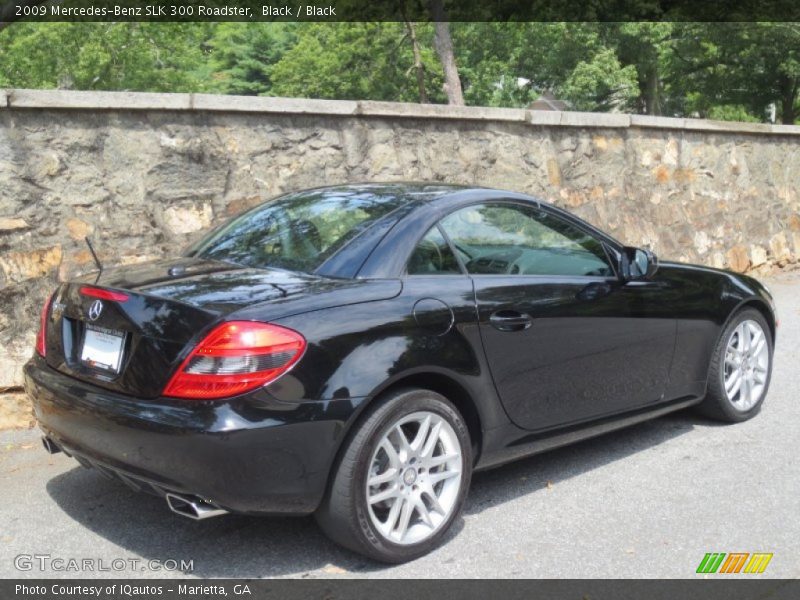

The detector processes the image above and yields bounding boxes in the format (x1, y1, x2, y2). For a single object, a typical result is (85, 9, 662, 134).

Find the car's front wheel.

(315, 388, 472, 563)
(699, 308, 773, 422)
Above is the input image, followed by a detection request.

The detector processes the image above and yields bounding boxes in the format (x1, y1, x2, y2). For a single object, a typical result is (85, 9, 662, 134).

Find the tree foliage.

(206, 23, 296, 95)
(0, 21, 796, 123)
(668, 23, 800, 123)
(267, 23, 444, 102)
(0, 22, 212, 91)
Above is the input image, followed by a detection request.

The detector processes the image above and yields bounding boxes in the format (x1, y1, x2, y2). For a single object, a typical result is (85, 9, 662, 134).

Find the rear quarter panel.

(260, 276, 507, 433)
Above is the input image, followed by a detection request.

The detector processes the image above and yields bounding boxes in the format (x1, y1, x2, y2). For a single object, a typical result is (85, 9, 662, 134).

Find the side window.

(440, 203, 613, 277)
(407, 226, 462, 275)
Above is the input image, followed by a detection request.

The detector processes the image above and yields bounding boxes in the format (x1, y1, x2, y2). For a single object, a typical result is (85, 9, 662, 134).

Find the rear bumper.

(24, 355, 365, 515)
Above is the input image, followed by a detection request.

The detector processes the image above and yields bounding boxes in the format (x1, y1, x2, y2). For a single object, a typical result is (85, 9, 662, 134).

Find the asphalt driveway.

(1, 271, 798, 579)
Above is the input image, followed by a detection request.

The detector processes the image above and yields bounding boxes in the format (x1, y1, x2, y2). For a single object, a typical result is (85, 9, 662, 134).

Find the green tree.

(669, 23, 800, 123)
(1, 21, 796, 124)
(453, 23, 639, 112)
(560, 48, 639, 112)
(0, 22, 212, 92)
(268, 23, 444, 102)
(205, 23, 296, 95)
(451, 23, 537, 107)
(606, 22, 674, 115)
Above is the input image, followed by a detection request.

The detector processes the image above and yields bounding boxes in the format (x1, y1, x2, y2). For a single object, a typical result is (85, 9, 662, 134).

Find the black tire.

(315, 387, 472, 563)
(697, 308, 773, 422)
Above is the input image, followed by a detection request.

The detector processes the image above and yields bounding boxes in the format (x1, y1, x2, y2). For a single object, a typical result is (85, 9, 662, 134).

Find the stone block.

(0, 246, 62, 283)
(9, 89, 192, 110)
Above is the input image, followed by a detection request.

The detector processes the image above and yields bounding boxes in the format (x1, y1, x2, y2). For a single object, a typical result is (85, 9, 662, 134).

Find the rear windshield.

(188, 188, 406, 273)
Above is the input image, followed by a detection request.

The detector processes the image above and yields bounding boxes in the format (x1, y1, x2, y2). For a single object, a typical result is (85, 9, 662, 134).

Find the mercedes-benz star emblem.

(87, 300, 103, 321)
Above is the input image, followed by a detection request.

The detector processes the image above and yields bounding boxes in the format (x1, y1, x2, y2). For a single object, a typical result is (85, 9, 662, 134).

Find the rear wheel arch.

(315, 386, 473, 562)
(323, 371, 483, 503)
(373, 372, 483, 463)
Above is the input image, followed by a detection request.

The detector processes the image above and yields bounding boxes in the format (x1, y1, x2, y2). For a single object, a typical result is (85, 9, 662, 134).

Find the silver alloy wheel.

(365, 411, 463, 545)
(723, 319, 770, 411)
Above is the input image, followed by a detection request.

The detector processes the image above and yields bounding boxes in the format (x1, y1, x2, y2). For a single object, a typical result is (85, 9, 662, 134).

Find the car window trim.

(436, 223, 469, 276)
(403, 223, 469, 278)
(457, 273, 617, 283)
(600, 242, 621, 279)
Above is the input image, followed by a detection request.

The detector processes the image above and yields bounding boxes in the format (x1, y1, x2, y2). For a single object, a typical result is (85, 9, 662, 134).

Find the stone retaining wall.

(1, 89, 799, 388)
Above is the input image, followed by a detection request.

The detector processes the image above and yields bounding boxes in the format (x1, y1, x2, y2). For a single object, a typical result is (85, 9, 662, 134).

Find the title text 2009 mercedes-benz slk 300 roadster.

(26, 183, 776, 562)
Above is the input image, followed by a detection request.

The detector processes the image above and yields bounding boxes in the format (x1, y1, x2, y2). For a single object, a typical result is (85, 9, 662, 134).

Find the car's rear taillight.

(79, 286, 129, 302)
(163, 321, 306, 400)
(35, 292, 55, 357)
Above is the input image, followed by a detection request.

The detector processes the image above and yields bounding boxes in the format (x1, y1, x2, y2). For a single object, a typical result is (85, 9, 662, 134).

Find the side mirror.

(620, 246, 658, 281)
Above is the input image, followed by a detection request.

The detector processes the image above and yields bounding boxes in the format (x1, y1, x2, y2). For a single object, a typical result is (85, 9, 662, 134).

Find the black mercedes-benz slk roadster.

(26, 183, 776, 562)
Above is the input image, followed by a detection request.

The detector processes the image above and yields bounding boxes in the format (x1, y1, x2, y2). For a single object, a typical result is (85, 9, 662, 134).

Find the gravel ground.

(1, 271, 798, 579)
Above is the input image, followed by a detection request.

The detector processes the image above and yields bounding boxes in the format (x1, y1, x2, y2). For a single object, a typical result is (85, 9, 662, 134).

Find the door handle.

(623, 280, 669, 289)
(489, 310, 532, 332)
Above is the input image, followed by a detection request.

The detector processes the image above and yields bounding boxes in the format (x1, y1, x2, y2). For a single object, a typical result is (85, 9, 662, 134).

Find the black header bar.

(3, 0, 800, 24)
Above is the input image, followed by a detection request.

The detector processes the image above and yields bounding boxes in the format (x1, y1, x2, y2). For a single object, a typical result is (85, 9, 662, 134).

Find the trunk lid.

(45, 258, 400, 398)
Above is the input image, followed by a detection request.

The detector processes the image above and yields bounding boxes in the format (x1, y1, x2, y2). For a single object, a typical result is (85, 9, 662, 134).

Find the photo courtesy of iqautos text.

(0, 0, 798, 596)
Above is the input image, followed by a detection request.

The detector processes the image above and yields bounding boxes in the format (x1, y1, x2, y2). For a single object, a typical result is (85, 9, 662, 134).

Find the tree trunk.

(781, 99, 795, 124)
(405, 21, 428, 104)
(429, 0, 464, 106)
(780, 77, 797, 124)
(644, 68, 662, 116)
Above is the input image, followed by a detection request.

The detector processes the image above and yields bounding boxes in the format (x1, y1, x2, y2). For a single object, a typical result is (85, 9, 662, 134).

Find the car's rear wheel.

(315, 388, 472, 563)
(698, 308, 773, 422)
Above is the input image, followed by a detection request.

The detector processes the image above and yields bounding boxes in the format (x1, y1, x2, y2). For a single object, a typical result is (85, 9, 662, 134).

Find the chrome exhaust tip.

(41, 436, 62, 455)
(165, 493, 229, 521)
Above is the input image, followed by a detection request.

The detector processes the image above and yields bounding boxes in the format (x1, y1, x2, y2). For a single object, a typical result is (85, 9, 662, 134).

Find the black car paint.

(25, 184, 776, 516)
(25, 358, 365, 513)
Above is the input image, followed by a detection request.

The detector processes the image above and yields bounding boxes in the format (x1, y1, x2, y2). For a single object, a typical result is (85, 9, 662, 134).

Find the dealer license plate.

(80, 326, 125, 373)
